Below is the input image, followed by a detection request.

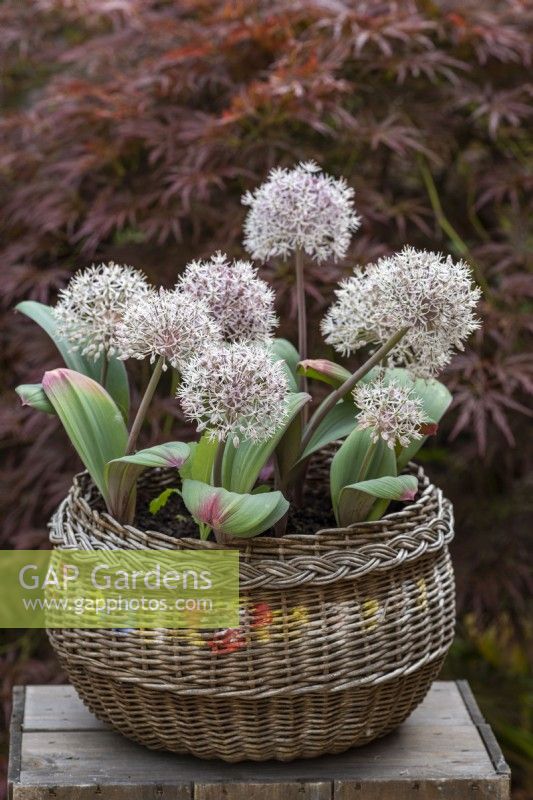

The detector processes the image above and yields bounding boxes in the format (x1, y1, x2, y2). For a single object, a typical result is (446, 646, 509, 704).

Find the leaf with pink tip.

(182, 479, 289, 540)
(338, 474, 418, 526)
(106, 443, 190, 523)
(42, 368, 128, 507)
(297, 358, 351, 388)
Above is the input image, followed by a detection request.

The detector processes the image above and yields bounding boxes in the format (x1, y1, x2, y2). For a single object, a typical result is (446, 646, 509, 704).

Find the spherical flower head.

(320, 268, 381, 357)
(353, 377, 428, 449)
(177, 252, 277, 344)
(53, 262, 151, 360)
(242, 161, 361, 263)
(177, 342, 290, 446)
(116, 288, 222, 371)
(322, 247, 481, 378)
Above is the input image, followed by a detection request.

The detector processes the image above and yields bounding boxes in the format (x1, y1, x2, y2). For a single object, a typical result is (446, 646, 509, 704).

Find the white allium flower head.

(353, 377, 428, 449)
(177, 342, 290, 446)
(178, 251, 278, 343)
(322, 247, 481, 378)
(116, 288, 222, 371)
(242, 161, 361, 263)
(54, 262, 151, 360)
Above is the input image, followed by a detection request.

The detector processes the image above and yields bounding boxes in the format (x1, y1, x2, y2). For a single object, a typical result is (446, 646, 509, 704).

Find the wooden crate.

(8, 681, 509, 799)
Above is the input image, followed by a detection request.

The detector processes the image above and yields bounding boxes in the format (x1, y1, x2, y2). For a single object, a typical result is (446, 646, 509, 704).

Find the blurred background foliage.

(0, 0, 531, 796)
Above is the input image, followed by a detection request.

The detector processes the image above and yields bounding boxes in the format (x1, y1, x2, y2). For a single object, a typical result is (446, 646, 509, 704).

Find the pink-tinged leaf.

(297, 359, 352, 388)
(182, 479, 289, 540)
(197, 493, 224, 528)
(338, 474, 419, 526)
(42, 369, 128, 508)
(420, 421, 439, 436)
(106, 442, 190, 524)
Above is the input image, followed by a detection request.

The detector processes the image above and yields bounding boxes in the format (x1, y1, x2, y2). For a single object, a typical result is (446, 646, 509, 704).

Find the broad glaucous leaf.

(299, 396, 358, 462)
(270, 337, 300, 391)
(181, 479, 289, 540)
(338, 474, 419, 527)
(106, 442, 190, 523)
(16, 301, 130, 421)
(42, 368, 128, 508)
(179, 434, 217, 483)
(330, 425, 396, 523)
(297, 358, 351, 388)
(15, 383, 55, 415)
(222, 392, 310, 493)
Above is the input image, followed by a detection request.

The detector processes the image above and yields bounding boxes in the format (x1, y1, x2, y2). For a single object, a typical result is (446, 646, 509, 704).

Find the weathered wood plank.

(10, 682, 510, 800)
(7, 686, 24, 800)
(18, 725, 495, 782)
(195, 783, 331, 800)
(335, 778, 510, 800)
(457, 680, 511, 777)
(13, 788, 191, 800)
(23, 685, 108, 732)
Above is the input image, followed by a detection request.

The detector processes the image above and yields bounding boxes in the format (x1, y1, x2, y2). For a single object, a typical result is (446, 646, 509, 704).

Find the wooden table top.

(8, 680, 510, 799)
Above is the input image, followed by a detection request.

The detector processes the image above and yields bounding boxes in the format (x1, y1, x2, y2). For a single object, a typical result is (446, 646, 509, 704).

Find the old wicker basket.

(47, 457, 455, 762)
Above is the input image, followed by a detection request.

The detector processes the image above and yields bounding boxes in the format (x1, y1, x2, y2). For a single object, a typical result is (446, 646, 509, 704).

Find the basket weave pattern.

(48, 462, 455, 762)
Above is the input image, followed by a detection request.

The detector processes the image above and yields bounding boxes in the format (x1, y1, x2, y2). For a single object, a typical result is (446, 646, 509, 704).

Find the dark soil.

(133, 485, 337, 539)
(135, 490, 199, 538)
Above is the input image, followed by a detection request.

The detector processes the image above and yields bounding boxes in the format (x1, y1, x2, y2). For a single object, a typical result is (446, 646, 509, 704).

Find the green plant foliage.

(299, 397, 358, 461)
(149, 487, 181, 515)
(297, 359, 351, 388)
(179, 435, 217, 484)
(222, 392, 310, 493)
(330, 426, 396, 525)
(16, 301, 130, 420)
(270, 338, 300, 391)
(15, 384, 55, 415)
(42, 368, 128, 507)
(181, 479, 289, 540)
(338, 475, 419, 526)
(106, 442, 190, 523)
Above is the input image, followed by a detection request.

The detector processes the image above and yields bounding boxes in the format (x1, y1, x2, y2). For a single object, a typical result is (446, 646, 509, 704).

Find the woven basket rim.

(50, 462, 454, 589)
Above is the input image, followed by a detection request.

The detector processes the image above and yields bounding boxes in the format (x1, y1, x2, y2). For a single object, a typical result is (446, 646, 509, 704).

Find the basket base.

(60, 658, 445, 762)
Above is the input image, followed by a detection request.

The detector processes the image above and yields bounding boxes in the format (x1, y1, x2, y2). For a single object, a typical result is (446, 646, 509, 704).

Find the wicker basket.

(47, 458, 455, 762)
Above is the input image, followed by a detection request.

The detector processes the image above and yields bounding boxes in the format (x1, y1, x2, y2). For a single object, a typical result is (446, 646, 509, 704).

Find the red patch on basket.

(207, 628, 245, 655)
(251, 602, 273, 627)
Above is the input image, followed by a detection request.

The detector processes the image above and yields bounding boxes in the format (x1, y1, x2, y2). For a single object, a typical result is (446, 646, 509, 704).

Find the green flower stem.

(213, 438, 226, 488)
(295, 248, 308, 397)
(100, 353, 109, 389)
(162, 367, 180, 438)
(300, 327, 409, 454)
(126, 355, 165, 455)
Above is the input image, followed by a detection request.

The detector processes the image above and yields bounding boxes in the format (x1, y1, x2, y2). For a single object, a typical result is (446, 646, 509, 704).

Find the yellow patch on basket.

(362, 598, 380, 631)
(417, 578, 428, 609)
(288, 605, 309, 636)
(184, 627, 204, 647)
